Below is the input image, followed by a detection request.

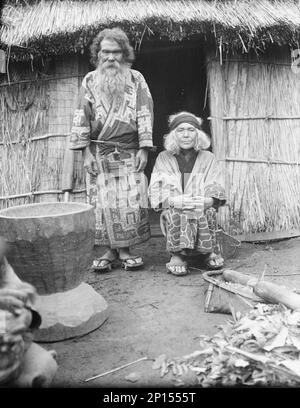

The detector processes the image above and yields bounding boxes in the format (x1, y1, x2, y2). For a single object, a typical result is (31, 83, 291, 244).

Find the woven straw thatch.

(1, 0, 300, 60)
(0, 59, 86, 209)
(208, 51, 300, 234)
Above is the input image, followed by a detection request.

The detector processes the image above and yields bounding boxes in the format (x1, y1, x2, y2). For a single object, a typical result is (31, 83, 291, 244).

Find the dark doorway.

(133, 39, 210, 179)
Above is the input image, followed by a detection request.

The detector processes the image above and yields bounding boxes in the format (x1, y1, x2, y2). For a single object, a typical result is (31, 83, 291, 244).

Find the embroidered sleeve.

(149, 152, 181, 210)
(136, 72, 154, 149)
(69, 83, 93, 150)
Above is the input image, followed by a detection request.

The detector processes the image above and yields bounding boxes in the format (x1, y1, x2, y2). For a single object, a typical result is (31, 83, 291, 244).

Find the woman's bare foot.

(205, 252, 224, 270)
(169, 254, 186, 266)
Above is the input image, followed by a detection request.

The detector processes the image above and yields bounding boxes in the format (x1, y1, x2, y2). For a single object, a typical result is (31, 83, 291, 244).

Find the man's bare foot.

(118, 248, 144, 270)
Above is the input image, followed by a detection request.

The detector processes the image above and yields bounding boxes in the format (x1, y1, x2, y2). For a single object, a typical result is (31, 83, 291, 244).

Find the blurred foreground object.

(0, 238, 57, 387)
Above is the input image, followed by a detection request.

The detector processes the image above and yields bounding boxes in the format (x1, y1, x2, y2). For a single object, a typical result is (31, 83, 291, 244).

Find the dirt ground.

(44, 235, 300, 388)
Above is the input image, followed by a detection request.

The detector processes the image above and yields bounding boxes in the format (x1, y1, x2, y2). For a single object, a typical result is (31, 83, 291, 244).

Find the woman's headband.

(169, 114, 201, 131)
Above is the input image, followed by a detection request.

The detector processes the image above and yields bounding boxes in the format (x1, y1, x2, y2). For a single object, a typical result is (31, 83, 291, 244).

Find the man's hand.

(135, 148, 148, 172)
(83, 148, 98, 176)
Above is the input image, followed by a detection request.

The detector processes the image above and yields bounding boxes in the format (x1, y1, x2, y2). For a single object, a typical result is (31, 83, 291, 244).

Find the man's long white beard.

(95, 63, 127, 102)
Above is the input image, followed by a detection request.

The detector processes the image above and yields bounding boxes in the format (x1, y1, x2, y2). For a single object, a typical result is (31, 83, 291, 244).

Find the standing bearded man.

(69, 28, 154, 272)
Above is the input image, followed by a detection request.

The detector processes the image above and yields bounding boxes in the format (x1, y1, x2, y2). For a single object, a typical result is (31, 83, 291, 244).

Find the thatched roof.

(1, 0, 300, 60)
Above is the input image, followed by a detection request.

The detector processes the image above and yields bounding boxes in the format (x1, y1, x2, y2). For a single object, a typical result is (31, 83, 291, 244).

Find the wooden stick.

(30, 133, 71, 142)
(238, 230, 300, 243)
(226, 346, 269, 364)
(0, 189, 86, 200)
(61, 137, 75, 192)
(206, 58, 293, 68)
(0, 133, 70, 145)
(220, 157, 300, 166)
(208, 116, 300, 121)
(259, 265, 267, 282)
(202, 272, 261, 301)
(204, 283, 214, 312)
(236, 294, 255, 307)
(85, 356, 148, 382)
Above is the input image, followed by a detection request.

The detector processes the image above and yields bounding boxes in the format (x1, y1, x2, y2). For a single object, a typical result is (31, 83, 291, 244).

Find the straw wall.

(0, 56, 87, 209)
(208, 47, 300, 234)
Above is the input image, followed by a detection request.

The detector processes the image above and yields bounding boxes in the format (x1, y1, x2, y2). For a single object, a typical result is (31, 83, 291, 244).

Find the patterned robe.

(69, 69, 153, 248)
(148, 150, 226, 254)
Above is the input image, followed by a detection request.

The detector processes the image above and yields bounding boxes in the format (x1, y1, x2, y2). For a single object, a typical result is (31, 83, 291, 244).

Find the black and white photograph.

(0, 0, 300, 395)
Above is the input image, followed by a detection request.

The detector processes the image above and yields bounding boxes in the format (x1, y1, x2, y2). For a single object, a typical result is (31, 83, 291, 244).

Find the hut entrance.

(134, 40, 210, 178)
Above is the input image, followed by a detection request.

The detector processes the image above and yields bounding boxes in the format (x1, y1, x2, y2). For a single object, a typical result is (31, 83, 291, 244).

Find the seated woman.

(148, 112, 226, 276)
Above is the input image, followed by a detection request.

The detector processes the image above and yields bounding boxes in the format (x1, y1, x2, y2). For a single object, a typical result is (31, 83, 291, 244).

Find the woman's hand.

(185, 196, 207, 210)
(169, 195, 205, 210)
(170, 196, 214, 211)
(192, 196, 214, 210)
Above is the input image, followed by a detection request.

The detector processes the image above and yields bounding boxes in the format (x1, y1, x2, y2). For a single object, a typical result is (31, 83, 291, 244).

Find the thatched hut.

(1, 0, 300, 237)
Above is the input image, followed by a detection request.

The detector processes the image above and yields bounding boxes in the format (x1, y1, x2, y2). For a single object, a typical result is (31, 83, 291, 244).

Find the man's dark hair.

(90, 27, 135, 67)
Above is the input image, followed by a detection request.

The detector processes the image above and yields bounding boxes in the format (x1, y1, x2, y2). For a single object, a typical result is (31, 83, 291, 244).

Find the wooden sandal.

(92, 258, 118, 272)
(203, 253, 224, 270)
(120, 256, 144, 271)
(166, 262, 189, 276)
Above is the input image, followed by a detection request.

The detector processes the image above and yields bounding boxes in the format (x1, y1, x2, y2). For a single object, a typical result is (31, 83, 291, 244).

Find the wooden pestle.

(254, 281, 300, 311)
(223, 269, 300, 311)
(223, 269, 258, 287)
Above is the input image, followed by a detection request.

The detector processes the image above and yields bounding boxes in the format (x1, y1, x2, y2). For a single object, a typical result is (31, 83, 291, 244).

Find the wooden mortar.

(0, 202, 108, 342)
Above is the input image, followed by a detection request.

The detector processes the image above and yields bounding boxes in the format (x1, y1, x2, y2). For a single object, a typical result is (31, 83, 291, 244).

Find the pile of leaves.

(152, 304, 300, 387)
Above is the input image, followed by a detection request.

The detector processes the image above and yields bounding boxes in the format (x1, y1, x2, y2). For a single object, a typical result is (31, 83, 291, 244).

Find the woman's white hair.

(164, 112, 211, 155)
